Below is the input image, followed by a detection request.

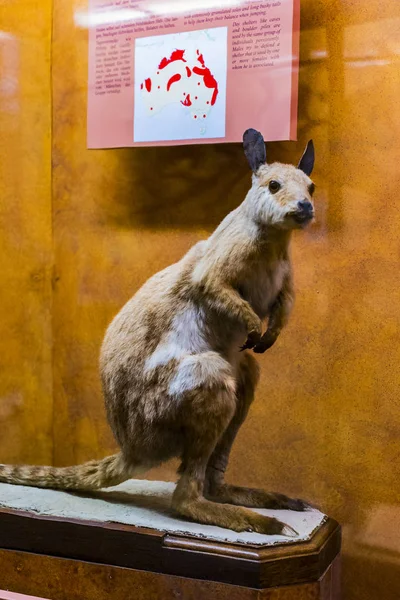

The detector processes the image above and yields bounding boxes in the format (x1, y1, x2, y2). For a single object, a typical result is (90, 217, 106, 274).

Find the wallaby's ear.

(243, 128, 266, 174)
(297, 140, 315, 176)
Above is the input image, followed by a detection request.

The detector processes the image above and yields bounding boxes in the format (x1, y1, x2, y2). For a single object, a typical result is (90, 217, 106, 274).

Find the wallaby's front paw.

(239, 329, 261, 352)
(252, 331, 277, 353)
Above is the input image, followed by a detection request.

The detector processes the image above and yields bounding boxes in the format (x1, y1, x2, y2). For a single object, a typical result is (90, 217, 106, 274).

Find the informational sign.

(85, 0, 300, 147)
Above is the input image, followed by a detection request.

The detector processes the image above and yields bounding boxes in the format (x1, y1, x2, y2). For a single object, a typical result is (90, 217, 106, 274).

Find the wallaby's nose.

(297, 200, 313, 213)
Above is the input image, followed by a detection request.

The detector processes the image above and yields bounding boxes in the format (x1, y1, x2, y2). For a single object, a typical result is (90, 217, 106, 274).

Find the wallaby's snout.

(292, 198, 314, 226)
(297, 199, 313, 213)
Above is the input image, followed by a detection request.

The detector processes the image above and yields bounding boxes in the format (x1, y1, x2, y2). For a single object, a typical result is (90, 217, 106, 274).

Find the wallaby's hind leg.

(172, 385, 296, 535)
(204, 353, 309, 511)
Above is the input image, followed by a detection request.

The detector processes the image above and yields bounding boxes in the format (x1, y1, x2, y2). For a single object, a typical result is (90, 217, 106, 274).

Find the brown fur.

(0, 131, 315, 536)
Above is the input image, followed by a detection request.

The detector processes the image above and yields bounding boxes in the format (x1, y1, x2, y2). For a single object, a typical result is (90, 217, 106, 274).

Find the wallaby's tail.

(0, 453, 130, 491)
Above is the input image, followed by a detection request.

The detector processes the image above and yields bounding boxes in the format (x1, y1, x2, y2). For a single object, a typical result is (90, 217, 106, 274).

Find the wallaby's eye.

(308, 183, 315, 196)
(268, 180, 281, 194)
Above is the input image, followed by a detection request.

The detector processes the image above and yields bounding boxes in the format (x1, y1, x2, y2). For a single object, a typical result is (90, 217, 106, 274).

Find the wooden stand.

(0, 508, 341, 600)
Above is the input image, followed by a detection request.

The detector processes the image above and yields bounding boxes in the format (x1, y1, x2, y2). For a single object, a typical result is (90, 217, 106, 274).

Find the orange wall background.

(1, 1, 400, 598)
(0, 1, 53, 465)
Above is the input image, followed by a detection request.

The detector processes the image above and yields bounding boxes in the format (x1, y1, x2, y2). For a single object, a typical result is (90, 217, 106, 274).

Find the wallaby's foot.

(205, 483, 310, 511)
(240, 329, 262, 352)
(172, 495, 297, 535)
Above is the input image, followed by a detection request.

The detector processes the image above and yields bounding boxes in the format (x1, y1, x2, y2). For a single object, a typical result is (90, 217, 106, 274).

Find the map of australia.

(140, 48, 219, 123)
(134, 28, 228, 143)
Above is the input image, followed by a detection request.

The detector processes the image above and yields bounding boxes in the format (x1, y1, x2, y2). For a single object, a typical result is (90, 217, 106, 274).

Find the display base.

(0, 480, 341, 599)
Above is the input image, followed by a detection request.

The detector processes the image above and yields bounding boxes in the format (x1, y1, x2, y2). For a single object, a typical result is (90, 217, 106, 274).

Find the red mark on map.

(192, 66, 218, 105)
(196, 50, 205, 67)
(167, 73, 181, 91)
(181, 93, 192, 107)
(158, 49, 186, 70)
(144, 78, 151, 92)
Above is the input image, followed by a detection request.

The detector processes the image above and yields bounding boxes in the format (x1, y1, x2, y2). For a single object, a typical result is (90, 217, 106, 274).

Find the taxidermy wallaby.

(0, 129, 315, 536)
